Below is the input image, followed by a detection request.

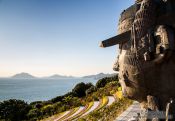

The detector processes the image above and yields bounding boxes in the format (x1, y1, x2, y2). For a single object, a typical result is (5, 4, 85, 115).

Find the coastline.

(0, 78, 97, 103)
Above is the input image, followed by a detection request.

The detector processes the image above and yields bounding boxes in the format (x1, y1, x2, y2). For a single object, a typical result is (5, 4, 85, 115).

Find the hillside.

(0, 75, 132, 121)
(46, 74, 75, 79)
(11, 72, 36, 79)
(82, 73, 116, 80)
(9, 72, 115, 79)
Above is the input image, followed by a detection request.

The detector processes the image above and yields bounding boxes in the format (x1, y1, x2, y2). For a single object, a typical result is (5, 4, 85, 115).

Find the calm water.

(0, 78, 97, 103)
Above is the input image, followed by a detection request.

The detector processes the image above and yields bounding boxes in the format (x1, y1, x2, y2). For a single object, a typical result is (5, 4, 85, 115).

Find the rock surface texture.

(101, 0, 175, 120)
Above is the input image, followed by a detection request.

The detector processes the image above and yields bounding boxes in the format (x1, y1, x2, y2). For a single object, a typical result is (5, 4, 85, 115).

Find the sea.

(0, 78, 97, 103)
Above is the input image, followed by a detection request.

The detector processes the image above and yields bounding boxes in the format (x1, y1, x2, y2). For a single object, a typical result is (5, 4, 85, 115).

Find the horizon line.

(0, 72, 118, 78)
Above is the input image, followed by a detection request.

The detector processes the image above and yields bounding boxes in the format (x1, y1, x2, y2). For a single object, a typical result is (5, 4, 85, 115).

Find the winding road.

(42, 96, 117, 121)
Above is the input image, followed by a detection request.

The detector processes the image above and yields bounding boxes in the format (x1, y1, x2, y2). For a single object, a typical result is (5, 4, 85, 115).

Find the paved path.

(81, 101, 100, 117)
(45, 96, 117, 121)
(54, 111, 70, 121)
(107, 96, 115, 106)
(81, 96, 116, 117)
(63, 107, 84, 120)
(115, 101, 141, 121)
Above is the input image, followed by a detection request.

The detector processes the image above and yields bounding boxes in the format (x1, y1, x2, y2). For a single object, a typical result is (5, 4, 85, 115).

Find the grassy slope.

(79, 98, 133, 121)
(41, 80, 132, 121)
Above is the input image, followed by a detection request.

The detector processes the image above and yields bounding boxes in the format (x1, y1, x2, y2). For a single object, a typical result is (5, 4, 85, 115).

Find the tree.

(63, 96, 72, 104)
(0, 99, 31, 121)
(50, 95, 64, 103)
(50, 92, 75, 103)
(86, 85, 97, 95)
(85, 83, 94, 89)
(72, 82, 87, 97)
(41, 105, 54, 116)
(72, 82, 95, 97)
(27, 108, 41, 120)
(96, 75, 118, 88)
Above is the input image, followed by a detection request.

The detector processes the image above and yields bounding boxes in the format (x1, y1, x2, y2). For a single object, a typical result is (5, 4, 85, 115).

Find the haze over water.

(0, 78, 97, 103)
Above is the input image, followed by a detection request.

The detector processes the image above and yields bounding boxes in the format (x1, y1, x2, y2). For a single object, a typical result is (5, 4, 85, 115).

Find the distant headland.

(8, 72, 117, 80)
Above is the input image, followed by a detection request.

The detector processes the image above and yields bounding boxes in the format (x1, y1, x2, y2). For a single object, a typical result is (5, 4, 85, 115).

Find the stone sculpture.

(100, 0, 175, 120)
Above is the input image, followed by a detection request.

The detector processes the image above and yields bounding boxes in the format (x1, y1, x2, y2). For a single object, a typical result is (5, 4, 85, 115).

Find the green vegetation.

(58, 107, 79, 121)
(0, 99, 31, 121)
(79, 98, 133, 121)
(96, 75, 119, 88)
(68, 102, 94, 121)
(72, 82, 94, 97)
(96, 96, 109, 111)
(0, 74, 132, 121)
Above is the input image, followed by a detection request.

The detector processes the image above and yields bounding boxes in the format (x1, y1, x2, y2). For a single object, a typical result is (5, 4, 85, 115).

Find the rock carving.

(100, 0, 175, 120)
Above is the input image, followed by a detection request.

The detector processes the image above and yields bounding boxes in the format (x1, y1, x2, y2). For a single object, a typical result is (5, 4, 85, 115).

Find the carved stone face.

(115, 0, 157, 102)
(117, 41, 148, 102)
(102, 0, 175, 116)
(117, 25, 175, 106)
(99, 2, 175, 119)
(117, 47, 128, 97)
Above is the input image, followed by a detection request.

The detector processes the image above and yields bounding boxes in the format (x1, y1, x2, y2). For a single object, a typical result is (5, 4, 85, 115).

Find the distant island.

(11, 72, 36, 79)
(9, 72, 117, 79)
(44, 74, 76, 79)
(82, 73, 116, 80)
(11, 73, 76, 79)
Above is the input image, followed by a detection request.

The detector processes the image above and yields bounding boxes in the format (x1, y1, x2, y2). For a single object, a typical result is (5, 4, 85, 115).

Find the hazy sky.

(0, 0, 134, 77)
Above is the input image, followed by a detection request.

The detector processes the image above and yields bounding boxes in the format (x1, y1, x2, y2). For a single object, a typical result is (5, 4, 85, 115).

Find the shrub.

(63, 96, 72, 104)
(85, 98, 133, 121)
(96, 75, 118, 88)
(0, 99, 31, 121)
(50, 95, 64, 103)
(78, 118, 86, 121)
(41, 105, 54, 116)
(72, 82, 86, 97)
(50, 91, 76, 104)
(35, 103, 43, 109)
(85, 83, 94, 89)
(27, 108, 42, 120)
(85, 85, 97, 95)
(30, 101, 43, 106)
(63, 91, 76, 97)
(93, 96, 99, 101)
(72, 82, 94, 97)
